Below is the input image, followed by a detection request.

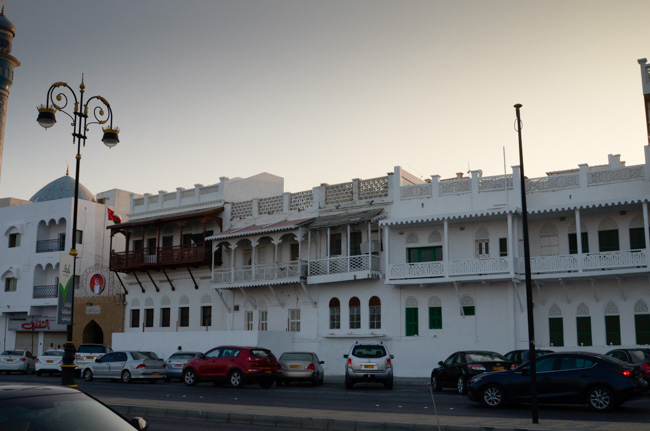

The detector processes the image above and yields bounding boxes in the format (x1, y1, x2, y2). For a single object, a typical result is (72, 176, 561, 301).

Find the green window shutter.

(605, 315, 621, 346)
(462, 306, 475, 316)
(406, 307, 419, 336)
(629, 227, 646, 250)
(549, 317, 564, 347)
(429, 307, 442, 329)
(635, 314, 650, 345)
(576, 316, 592, 346)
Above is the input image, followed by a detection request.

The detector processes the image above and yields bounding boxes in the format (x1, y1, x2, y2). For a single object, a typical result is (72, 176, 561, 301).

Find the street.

(1, 372, 649, 427)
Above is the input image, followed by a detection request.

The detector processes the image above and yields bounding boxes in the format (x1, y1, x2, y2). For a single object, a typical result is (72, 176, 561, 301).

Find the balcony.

(110, 244, 213, 272)
(307, 254, 381, 284)
(525, 250, 647, 276)
(388, 257, 510, 282)
(33, 284, 58, 299)
(36, 239, 65, 253)
(213, 261, 306, 289)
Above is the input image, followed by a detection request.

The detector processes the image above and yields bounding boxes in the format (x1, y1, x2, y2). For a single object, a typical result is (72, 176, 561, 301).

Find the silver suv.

(344, 342, 394, 389)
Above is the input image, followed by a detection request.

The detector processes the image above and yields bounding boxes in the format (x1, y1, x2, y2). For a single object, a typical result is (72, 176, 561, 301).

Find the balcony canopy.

(207, 217, 314, 241)
(107, 207, 223, 232)
(308, 208, 384, 229)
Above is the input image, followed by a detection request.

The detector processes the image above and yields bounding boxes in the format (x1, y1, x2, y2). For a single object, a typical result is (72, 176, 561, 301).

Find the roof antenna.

(467, 162, 471, 174)
(66, 162, 69, 176)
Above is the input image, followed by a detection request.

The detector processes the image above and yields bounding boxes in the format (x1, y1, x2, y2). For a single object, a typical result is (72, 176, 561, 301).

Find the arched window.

(405, 297, 418, 336)
(629, 215, 646, 250)
(567, 221, 589, 254)
(130, 298, 141, 329)
(369, 296, 381, 329)
(407, 232, 419, 244)
(349, 297, 360, 329)
(548, 304, 563, 347)
(604, 300, 620, 346)
(329, 298, 340, 329)
(428, 296, 442, 329)
(160, 295, 171, 328)
(576, 303, 592, 346)
(460, 295, 475, 316)
(258, 299, 268, 331)
(475, 227, 489, 258)
(598, 218, 619, 252)
(634, 299, 650, 345)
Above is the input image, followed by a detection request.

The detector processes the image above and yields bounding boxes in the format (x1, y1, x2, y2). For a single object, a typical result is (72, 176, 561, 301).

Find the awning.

(381, 207, 516, 227)
(108, 207, 224, 230)
(308, 208, 384, 229)
(207, 217, 314, 241)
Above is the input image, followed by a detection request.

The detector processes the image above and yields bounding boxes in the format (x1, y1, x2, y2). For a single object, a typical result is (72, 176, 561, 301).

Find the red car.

(182, 346, 277, 388)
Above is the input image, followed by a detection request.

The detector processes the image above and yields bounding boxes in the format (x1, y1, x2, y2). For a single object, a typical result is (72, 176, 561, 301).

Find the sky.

(1, 0, 650, 201)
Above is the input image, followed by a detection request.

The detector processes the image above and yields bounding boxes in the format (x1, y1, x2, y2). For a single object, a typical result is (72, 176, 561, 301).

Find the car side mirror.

(95, 358, 101, 363)
(438, 361, 444, 366)
(390, 355, 394, 359)
(130, 417, 149, 431)
(320, 361, 325, 364)
(343, 354, 348, 358)
(199, 353, 204, 359)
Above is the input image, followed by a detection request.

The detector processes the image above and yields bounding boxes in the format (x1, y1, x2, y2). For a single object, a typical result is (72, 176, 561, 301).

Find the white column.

(643, 202, 650, 267)
(575, 209, 583, 272)
(347, 224, 351, 272)
(507, 213, 514, 277)
(327, 227, 331, 274)
(443, 219, 449, 277)
(384, 225, 390, 279)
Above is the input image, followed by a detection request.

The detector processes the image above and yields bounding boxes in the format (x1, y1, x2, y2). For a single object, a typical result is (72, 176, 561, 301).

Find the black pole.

(514, 104, 538, 424)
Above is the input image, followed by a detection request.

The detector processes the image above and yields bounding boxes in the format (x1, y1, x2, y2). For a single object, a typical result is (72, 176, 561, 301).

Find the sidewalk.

(101, 378, 650, 431)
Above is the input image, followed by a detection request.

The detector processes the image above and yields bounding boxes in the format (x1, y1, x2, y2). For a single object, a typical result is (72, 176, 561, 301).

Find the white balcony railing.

(213, 261, 305, 285)
(389, 261, 444, 279)
(308, 255, 381, 277)
(449, 258, 509, 276)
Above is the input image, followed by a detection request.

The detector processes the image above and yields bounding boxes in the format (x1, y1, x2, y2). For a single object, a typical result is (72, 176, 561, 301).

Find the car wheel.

(36, 370, 42, 377)
(345, 375, 353, 390)
(149, 379, 158, 384)
(319, 373, 324, 385)
(228, 369, 244, 388)
(457, 376, 467, 395)
(431, 374, 442, 392)
(183, 368, 198, 386)
(587, 386, 615, 412)
(384, 377, 394, 390)
(121, 370, 132, 384)
(481, 384, 506, 408)
(276, 379, 283, 387)
(311, 373, 319, 387)
(83, 369, 93, 382)
(259, 379, 274, 389)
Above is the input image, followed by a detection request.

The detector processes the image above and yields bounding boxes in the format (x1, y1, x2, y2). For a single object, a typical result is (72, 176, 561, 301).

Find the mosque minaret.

(0, 5, 19, 184)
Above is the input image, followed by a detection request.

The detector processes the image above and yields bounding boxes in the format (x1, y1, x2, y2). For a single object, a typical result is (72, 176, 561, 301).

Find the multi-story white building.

(0, 173, 132, 355)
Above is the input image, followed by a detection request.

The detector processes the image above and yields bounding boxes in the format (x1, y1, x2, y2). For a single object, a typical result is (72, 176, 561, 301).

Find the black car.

(431, 351, 512, 394)
(605, 348, 650, 383)
(467, 352, 648, 411)
(504, 349, 554, 367)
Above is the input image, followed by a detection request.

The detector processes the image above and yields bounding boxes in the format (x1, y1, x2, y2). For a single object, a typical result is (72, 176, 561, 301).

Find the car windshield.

(1, 351, 23, 356)
(169, 353, 196, 360)
(43, 351, 64, 357)
(77, 346, 105, 354)
(0, 392, 137, 431)
(467, 352, 507, 362)
(250, 349, 274, 358)
(629, 350, 650, 361)
(280, 353, 313, 361)
(140, 352, 158, 359)
(130, 352, 148, 360)
(351, 346, 386, 358)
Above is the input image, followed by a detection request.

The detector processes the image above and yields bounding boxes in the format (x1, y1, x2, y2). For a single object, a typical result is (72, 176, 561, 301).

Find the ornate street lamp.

(37, 75, 119, 387)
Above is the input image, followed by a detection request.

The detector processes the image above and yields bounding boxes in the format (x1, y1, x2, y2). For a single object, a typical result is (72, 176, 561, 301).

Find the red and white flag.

(107, 208, 122, 224)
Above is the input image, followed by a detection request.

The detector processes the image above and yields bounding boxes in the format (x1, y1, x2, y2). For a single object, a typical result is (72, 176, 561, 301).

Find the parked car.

(182, 346, 278, 388)
(74, 343, 112, 372)
(344, 342, 394, 389)
(0, 350, 35, 374)
(605, 348, 650, 382)
(503, 349, 554, 367)
(140, 351, 160, 359)
(467, 352, 648, 411)
(35, 349, 65, 376)
(431, 351, 512, 394)
(0, 383, 148, 431)
(277, 351, 324, 386)
(81, 350, 166, 383)
(164, 351, 202, 382)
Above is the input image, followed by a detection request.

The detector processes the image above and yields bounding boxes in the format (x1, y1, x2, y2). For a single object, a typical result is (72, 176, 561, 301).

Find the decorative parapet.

(401, 183, 432, 200)
(359, 176, 389, 200)
(290, 190, 313, 211)
(587, 166, 645, 186)
(258, 195, 284, 216)
(525, 172, 579, 193)
(231, 200, 253, 219)
(479, 175, 513, 191)
(129, 182, 224, 217)
(439, 178, 471, 195)
(325, 182, 354, 205)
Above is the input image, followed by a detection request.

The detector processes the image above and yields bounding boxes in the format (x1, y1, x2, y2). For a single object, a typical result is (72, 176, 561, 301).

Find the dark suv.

(344, 343, 394, 389)
(182, 346, 278, 388)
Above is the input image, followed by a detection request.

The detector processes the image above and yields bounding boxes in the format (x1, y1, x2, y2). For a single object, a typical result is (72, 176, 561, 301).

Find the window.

(539, 224, 559, 256)
(598, 230, 619, 252)
(350, 231, 362, 255)
(429, 306, 442, 329)
(549, 317, 564, 346)
(4, 277, 17, 292)
(406, 307, 418, 336)
(183, 233, 193, 245)
(499, 238, 507, 257)
(161, 308, 170, 327)
(8, 233, 20, 248)
(259, 310, 268, 331)
(201, 306, 212, 327)
(162, 235, 173, 247)
(144, 309, 154, 328)
(147, 238, 156, 255)
(635, 314, 650, 345)
(330, 233, 342, 256)
(407, 246, 442, 263)
(475, 240, 489, 258)
(462, 306, 475, 316)
(290, 243, 299, 261)
(130, 309, 140, 328)
(576, 316, 592, 346)
(349, 297, 360, 329)
(605, 315, 621, 346)
(329, 298, 340, 329)
(245, 311, 253, 330)
(133, 239, 143, 251)
(75, 230, 83, 245)
(179, 307, 189, 327)
(289, 309, 300, 332)
(369, 296, 381, 329)
(629, 227, 646, 250)
(568, 232, 589, 254)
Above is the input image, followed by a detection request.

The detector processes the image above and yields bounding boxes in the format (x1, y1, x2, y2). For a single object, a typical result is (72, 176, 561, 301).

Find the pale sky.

(2, 0, 650, 201)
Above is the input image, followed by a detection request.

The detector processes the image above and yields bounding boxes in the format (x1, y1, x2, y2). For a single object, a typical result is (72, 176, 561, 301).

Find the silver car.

(277, 352, 324, 386)
(344, 343, 394, 389)
(0, 350, 35, 374)
(164, 351, 202, 382)
(81, 351, 166, 383)
(35, 349, 65, 376)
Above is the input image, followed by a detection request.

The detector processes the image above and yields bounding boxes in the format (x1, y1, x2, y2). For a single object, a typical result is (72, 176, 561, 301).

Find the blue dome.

(0, 9, 15, 36)
(30, 175, 96, 203)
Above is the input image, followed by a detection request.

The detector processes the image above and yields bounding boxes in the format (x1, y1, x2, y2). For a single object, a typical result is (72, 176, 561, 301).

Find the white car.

(74, 343, 112, 372)
(81, 351, 166, 383)
(35, 349, 65, 376)
(0, 350, 35, 374)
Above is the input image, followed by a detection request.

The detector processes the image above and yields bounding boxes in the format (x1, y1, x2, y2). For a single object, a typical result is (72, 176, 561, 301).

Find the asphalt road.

(2, 373, 649, 425)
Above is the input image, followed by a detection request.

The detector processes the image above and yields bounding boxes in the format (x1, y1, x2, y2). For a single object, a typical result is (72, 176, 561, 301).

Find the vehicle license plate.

(6, 359, 13, 362)
(173, 364, 182, 368)
(47, 360, 54, 363)
(289, 365, 300, 369)
(363, 364, 375, 369)
(493, 366, 504, 371)
(264, 370, 272, 373)
(152, 372, 159, 376)
(86, 356, 93, 360)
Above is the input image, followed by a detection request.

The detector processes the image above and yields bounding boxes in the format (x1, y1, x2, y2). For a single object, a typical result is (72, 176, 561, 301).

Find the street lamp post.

(37, 75, 119, 387)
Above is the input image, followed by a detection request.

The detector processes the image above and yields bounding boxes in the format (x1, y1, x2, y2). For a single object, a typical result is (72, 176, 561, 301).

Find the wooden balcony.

(110, 244, 214, 272)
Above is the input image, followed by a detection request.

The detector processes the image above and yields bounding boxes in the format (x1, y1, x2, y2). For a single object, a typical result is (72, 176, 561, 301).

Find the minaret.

(0, 5, 19, 184)
(638, 58, 650, 144)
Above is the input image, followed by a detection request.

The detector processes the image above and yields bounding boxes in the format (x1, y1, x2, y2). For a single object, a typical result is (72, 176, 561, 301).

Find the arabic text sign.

(8, 317, 67, 332)
(57, 252, 75, 325)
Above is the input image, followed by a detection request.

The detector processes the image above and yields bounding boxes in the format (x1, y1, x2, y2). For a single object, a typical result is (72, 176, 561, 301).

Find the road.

(2, 373, 649, 426)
